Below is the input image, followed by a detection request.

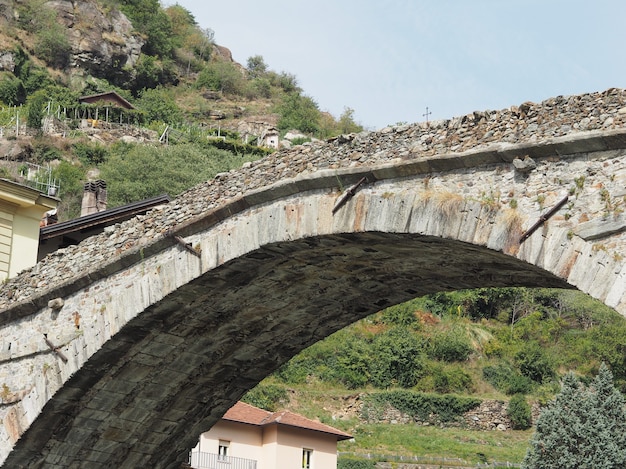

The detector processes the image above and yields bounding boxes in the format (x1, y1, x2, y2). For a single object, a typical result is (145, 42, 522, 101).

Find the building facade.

(190, 402, 352, 469)
(0, 179, 57, 279)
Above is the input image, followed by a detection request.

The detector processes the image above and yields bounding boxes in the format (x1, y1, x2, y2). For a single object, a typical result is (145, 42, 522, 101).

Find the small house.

(189, 401, 352, 469)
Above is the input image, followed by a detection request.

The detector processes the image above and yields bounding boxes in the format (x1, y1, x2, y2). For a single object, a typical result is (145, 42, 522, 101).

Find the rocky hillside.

(0, 0, 360, 136)
(0, 0, 141, 81)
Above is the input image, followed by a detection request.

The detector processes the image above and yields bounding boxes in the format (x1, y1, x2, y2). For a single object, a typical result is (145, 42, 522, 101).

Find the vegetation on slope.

(1, 0, 363, 133)
(0, 0, 363, 219)
(243, 287, 626, 465)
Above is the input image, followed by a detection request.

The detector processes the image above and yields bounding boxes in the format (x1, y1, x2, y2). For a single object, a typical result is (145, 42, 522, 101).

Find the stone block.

(574, 214, 626, 240)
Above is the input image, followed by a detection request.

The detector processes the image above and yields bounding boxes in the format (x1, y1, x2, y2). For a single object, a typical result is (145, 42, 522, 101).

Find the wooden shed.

(78, 91, 135, 110)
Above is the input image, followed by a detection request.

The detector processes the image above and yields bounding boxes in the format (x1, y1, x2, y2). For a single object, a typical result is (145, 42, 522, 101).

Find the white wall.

(195, 422, 339, 469)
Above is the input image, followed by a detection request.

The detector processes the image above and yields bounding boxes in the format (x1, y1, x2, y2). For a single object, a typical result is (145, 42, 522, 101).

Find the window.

(302, 448, 313, 468)
(218, 440, 229, 460)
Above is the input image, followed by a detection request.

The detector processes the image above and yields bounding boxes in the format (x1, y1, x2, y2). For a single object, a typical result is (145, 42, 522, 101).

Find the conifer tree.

(522, 364, 626, 469)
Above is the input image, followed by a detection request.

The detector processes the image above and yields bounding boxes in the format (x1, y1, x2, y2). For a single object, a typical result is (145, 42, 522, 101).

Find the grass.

(269, 384, 532, 465)
(338, 422, 531, 464)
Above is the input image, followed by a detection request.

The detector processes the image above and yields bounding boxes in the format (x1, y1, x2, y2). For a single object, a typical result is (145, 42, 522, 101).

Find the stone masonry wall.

(361, 399, 541, 431)
(2, 88, 626, 311)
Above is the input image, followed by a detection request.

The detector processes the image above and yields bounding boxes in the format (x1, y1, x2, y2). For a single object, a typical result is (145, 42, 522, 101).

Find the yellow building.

(0, 179, 58, 279)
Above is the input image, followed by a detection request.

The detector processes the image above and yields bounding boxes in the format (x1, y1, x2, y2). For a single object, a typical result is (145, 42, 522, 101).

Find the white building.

(190, 401, 352, 469)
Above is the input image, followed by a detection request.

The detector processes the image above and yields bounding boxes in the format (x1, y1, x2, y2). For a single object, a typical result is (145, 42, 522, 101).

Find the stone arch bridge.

(1, 90, 626, 468)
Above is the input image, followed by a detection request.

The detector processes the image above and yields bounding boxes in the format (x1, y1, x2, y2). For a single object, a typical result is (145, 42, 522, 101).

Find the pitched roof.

(78, 91, 135, 109)
(39, 194, 171, 240)
(223, 401, 353, 441)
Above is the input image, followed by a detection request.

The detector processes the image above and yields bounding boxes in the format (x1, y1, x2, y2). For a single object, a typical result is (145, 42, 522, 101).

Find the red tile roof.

(223, 401, 352, 441)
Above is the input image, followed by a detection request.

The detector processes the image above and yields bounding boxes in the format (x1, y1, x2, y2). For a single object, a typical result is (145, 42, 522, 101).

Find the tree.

(246, 55, 268, 79)
(195, 61, 245, 95)
(276, 92, 321, 135)
(25, 89, 47, 129)
(136, 87, 182, 124)
(337, 107, 363, 134)
(522, 364, 626, 469)
(118, 0, 174, 58)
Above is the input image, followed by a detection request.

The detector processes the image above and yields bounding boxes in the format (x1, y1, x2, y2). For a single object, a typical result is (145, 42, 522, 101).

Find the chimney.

(81, 180, 107, 217)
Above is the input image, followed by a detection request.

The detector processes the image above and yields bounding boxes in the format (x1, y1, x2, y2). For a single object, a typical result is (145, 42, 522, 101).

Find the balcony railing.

(189, 451, 257, 469)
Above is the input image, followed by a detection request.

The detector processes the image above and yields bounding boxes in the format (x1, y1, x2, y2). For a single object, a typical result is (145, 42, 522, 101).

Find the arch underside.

(4, 232, 571, 469)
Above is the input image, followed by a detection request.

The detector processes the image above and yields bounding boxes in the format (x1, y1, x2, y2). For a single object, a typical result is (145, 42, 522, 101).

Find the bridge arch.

(1, 94, 626, 467)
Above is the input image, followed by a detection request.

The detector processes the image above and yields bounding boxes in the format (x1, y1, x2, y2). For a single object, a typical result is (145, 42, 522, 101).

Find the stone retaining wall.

(364, 399, 543, 431)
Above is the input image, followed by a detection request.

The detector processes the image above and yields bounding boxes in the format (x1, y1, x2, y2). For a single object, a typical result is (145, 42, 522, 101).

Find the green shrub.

(242, 384, 288, 412)
(427, 364, 474, 394)
(507, 394, 532, 430)
(100, 142, 257, 207)
(136, 87, 182, 124)
(275, 328, 371, 389)
(362, 390, 480, 423)
(35, 25, 71, 68)
(247, 77, 272, 99)
(423, 288, 523, 320)
(0, 167, 13, 180)
(338, 458, 376, 469)
(73, 142, 109, 165)
(275, 354, 314, 385)
(370, 327, 425, 388)
(288, 137, 310, 146)
(0, 75, 25, 105)
(26, 4, 71, 69)
(26, 90, 48, 129)
(270, 71, 299, 93)
(428, 328, 473, 362)
(483, 338, 504, 358)
(32, 140, 62, 163)
(52, 160, 87, 220)
(482, 363, 533, 395)
(20, 64, 52, 95)
(195, 61, 245, 95)
(514, 341, 554, 383)
(375, 301, 421, 328)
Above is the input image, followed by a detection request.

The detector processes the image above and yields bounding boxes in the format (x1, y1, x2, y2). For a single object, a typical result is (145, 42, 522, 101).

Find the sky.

(169, 0, 626, 130)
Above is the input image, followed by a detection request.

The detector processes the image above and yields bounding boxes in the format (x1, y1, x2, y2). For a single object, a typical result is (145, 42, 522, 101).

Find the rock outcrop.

(45, 0, 143, 80)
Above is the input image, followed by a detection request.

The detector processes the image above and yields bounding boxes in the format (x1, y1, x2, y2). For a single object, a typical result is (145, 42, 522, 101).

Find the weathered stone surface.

(45, 0, 143, 79)
(513, 155, 537, 173)
(574, 213, 626, 240)
(0, 51, 14, 72)
(0, 90, 626, 468)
